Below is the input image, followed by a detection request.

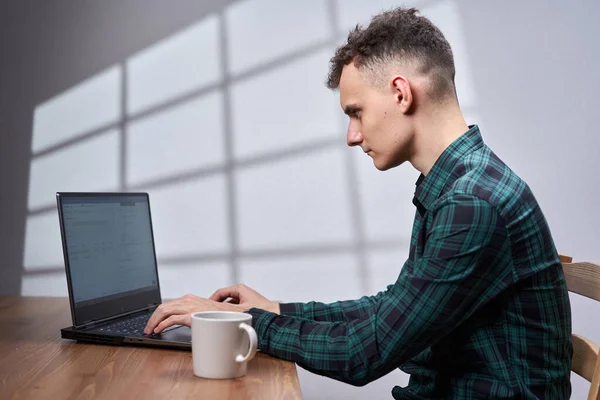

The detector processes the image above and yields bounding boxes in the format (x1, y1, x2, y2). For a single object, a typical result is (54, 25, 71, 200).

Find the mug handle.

(235, 322, 258, 363)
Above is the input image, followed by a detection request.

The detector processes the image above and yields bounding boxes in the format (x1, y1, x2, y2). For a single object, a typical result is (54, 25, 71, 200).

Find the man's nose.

(346, 124, 363, 147)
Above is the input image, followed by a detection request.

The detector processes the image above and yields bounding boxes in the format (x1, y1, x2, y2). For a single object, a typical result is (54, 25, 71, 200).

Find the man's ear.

(391, 76, 413, 114)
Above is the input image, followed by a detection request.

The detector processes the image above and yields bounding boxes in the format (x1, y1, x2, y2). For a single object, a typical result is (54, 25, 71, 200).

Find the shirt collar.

(413, 125, 484, 214)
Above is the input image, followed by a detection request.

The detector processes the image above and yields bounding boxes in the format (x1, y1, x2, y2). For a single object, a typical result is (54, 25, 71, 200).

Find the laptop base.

(61, 325, 192, 350)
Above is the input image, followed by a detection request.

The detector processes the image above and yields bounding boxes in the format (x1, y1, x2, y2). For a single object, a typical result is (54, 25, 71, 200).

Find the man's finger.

(154, 314, 188, 334)
(210, 286, 240, 302)
(144, 305, 165, 334)
(144, 302, 181, 334)
(209, 287, 229, 301)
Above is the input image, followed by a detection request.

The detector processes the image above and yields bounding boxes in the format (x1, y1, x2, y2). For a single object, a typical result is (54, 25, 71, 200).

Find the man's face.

(339, 63, 414, 171)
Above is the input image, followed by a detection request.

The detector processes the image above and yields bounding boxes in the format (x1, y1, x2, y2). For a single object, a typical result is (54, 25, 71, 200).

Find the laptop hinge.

(79, 320, 99, 330)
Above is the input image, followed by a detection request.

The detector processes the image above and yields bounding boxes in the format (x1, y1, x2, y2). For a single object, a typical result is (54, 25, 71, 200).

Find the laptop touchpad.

(158, 325, 191, 344)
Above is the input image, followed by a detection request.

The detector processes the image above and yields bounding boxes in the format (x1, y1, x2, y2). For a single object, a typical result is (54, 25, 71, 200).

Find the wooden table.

(0, 296, 302, 399)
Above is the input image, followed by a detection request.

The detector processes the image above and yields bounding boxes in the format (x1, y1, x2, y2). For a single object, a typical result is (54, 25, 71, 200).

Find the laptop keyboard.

(96, 312, 154, 336)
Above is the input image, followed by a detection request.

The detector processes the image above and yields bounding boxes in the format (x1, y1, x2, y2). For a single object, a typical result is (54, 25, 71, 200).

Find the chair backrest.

(560, 255, 600, 400)
(560, 254, 573, 264)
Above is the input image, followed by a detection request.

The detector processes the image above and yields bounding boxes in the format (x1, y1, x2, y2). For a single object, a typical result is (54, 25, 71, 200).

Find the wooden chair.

(560, 254, 600, 400)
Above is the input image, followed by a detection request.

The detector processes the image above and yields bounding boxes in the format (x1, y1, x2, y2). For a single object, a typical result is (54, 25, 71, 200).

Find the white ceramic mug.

(191, 311, 258, 379)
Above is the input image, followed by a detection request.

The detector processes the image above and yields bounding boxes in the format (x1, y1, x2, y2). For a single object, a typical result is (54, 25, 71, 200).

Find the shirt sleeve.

(278, 288, 391, 321)
(246, 194, 513, 386)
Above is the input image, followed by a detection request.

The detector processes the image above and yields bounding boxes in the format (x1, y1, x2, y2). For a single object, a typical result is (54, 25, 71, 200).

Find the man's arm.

(209, 278, 397, 323)
(144, 283, 393, 334)
(246, 194, 513, 386)
(278, 287, 392, 321)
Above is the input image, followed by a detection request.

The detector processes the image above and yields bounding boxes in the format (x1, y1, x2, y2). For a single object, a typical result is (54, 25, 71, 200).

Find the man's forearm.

(278, 289, 389, 322)
(246, 307, 402, 386)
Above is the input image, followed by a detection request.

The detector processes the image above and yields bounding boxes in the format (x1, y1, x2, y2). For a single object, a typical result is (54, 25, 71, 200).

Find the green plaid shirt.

(248, 125, 572, 399)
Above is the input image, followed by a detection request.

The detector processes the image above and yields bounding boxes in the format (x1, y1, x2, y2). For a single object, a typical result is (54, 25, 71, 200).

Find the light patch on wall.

(126, 14, 222, 115)
(23, 211, 64, 270)
(21, 272, 67, 297)
(226, 0, 331, 76)
(157, 261, 231, 299)
(239, 253, 361, 302)
(235, 147, 353, 251)
(31, 65, 120, 153)
(27, 129, 120, 210)
(230, 48, 340, 160)
(139, 176, 230, 259)
(367, 249, 410, 294)
(127, 90, 225, 187)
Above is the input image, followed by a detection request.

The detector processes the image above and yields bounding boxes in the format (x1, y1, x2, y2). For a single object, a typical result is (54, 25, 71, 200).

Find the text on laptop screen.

(61, 196, 158, 304)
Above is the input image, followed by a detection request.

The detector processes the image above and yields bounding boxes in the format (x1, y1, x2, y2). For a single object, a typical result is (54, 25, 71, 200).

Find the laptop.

(57, 192, 191, 350)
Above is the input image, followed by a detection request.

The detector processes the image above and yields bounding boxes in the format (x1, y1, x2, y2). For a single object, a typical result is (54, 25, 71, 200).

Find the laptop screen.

(57, 193, 162, 327)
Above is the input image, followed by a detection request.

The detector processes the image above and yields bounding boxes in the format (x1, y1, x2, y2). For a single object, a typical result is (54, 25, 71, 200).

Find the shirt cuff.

(246, 308, 280, 350)
(246, 307, 274, 329)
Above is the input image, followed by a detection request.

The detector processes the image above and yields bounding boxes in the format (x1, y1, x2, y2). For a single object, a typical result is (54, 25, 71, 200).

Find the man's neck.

(409, 105, 469, 176)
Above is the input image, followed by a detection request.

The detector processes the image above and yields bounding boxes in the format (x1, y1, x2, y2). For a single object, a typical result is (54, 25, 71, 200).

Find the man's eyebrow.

(343, 104, 361, 116)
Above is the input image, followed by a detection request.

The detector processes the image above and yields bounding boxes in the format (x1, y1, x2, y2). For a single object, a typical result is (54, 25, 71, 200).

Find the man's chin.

(373, 159, 403, 171)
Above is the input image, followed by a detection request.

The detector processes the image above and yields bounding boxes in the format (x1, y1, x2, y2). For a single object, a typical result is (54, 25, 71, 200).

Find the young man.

(145, 7, 572, 399)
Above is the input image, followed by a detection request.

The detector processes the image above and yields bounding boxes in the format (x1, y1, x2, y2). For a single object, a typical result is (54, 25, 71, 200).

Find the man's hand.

(144, 294, 244, 334)
(210, 284, 280, 315)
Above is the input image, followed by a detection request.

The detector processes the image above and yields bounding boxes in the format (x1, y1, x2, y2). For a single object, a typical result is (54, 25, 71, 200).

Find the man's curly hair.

(326, 7, 456, 100)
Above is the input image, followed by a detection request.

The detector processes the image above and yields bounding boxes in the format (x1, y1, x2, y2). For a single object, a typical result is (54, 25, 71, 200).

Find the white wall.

(1, 0, 599, 398)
